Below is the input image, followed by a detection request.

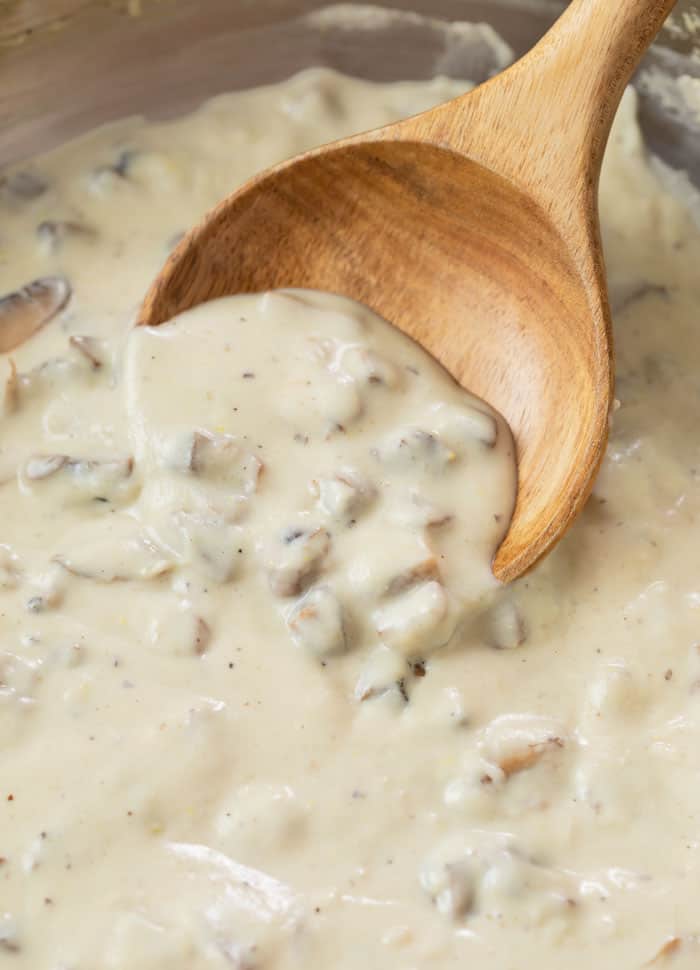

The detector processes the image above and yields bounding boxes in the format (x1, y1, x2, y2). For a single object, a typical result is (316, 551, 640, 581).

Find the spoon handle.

(403, 0, 676, 221)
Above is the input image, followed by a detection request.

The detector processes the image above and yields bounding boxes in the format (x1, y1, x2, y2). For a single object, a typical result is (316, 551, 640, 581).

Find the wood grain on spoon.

(138, 0, 675, 584)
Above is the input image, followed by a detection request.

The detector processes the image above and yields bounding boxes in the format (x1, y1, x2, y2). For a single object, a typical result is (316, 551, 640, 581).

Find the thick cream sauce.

(1, 67, 700, 969)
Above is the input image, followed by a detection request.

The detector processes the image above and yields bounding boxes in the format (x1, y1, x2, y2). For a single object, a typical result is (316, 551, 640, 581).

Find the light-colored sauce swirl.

(1, 66, 700, 969)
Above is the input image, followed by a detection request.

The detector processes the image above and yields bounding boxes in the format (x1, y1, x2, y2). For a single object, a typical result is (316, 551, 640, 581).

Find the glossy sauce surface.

(1, 67, 700, 969)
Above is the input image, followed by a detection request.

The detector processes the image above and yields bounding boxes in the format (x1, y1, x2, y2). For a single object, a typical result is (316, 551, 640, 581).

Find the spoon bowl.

(139, 0, 675, 583)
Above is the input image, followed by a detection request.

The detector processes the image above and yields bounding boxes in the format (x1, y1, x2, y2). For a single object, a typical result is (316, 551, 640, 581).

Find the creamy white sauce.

(1, 66, 700, 969)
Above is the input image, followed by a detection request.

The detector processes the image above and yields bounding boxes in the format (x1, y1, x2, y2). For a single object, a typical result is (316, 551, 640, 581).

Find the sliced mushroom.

(0, 277, 71, 353)
(267, 528, 331, 598)
(21, 454, 135, 505)
(374, 427, 456, 474)
(36, 220, 97, 251)
(310, 466, 375, 524)
(373, 580, 452, 657)
(287, 585, 346, 658)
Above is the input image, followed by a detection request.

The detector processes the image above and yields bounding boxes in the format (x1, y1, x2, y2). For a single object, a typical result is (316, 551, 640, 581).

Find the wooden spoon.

(138, 0, 675, 583)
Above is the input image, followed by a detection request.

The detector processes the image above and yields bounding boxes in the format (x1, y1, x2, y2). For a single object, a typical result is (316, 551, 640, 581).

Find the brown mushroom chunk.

(287, 585, 346, 658)
(173, 430, 263, 495)
(267, 528, 331, 598)
(172, 509, 243, 583)
(373, 580, 451, 657)
(354, 646, 408, 704)
(0, 277, 71, 353)
(479, 714, 567, 778)
(646, 936, 700, 965)
(337, 345, 401, 388)
(384, 556, 440, 597)
(311, 467, 375, 524)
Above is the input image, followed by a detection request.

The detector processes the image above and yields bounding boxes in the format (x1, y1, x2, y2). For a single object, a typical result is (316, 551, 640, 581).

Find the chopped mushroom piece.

(648, 939, 683, 964)
(148, 604, 212, 656)
(478, 714, 567, 778)
(482, 598, 528, 650)
(0, 277, 71, 353)
(311, 466, 375, 523)
(23, 454, 70, 480)
(420, 833, 580, 926)
(647, 937, 700, 965)
(25, 565, 67, 612)
(172, 509, 243, 582)
(384, 555, 440, 597)
(279, 373, 363, 436)
(420, 855, 479, 920)
(429, 401, 498, 449)
(373, 580, 452, 657)
(0, 913, 20, 953)
(374, 428, 456, 474)
(20, 454, 136, 505)
(170, 430, 263, 495)
(287, 585, 346, 658)
(89, 150, 135, 193)
(336, 345, 401, 388)
(354, 645, 408, 704)
(69, 334, 108, 370)
(391, 490, 453, 529)
(267, 528, 331, 597)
